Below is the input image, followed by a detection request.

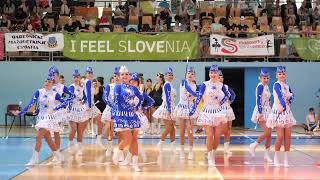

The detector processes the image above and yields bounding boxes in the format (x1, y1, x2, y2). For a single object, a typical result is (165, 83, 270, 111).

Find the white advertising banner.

(5, 33, 64, 52)
(210, 34, 274, 56)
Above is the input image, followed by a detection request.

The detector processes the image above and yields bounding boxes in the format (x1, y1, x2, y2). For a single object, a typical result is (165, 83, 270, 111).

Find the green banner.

(63, 33, 198, 60)
(292, 38, 320, 60)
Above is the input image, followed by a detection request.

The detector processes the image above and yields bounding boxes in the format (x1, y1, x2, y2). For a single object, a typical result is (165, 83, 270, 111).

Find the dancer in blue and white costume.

(249, 68, 273, 163)
(48, 66, 74, 153)
(67, 69, 89, 156)
(189, 64, 229, 166)
(218, 70, 236, 156)
(112, 66, 143, 172)
(153, 67, 177, 153)
(266, 66, 296, 167)
(102, 66, 120, 157)
(18, 75, 67, 166)
(128, 72, 155, 163)
(83, 67, 103, 145)
(174, 66, 197, 160)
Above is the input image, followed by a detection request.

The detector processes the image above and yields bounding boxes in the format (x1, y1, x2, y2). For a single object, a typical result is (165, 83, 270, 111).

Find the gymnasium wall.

(0, 62, 319, 128)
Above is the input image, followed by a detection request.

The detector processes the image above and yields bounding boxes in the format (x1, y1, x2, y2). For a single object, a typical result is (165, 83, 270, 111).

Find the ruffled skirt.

(221, 104, 235, 121)
(136, 111, 150, 131)
(101, 105, 113, 123)
(174, 103, 198, 119)
(114, 110, 140, 131)
(251, 105, 271, 123)
(197, 106, 228, 127)
(266, 107, 296, 128)
(68, 102, 88, 123)
(35, 113, 62, 132)
(152, 104, 175, 121)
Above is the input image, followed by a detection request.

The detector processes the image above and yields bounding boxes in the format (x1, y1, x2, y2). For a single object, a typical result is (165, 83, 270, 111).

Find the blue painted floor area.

(0, 138, 67, 180)
(1, 136, 320, 180)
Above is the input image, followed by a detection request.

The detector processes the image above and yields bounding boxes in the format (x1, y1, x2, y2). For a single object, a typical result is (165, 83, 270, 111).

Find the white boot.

(119, 149, 124, 162)
(284, 151, 289, 167)
(139, 144, 147, 163)
(264, 148, 273, 163)
(119, 152, 132, 166)
(105, 140, 113, 157)
(76, 142, 83, 156)
(224, 142, 232, 155)
(180, 145, 185, 159)
(132, 156, 141, 172)
(112, 148, 121, 165)
(157, 140, 164, 153)
(96, 135, 103, 147)
(249, 141, 259, 157)
(26, 151, 39, 166)
(157, 122, 161, 134)
(274, 151, 280, 167)
(207, 150, 215, 166)
(68, 141, 73, 148)
(188, 146, 194, 160)
(170, 141, 176, 154)
(53, 151, 64, 164)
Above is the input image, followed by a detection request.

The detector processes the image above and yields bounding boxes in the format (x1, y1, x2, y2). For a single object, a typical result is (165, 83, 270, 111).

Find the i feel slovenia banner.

(63, 32, 198, 60)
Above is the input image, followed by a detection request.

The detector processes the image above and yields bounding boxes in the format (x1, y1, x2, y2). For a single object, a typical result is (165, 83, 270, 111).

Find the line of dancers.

(15, 64, 296, 171)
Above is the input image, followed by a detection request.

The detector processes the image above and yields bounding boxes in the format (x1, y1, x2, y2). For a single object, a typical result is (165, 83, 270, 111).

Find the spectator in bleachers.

(30, 12, 41, 31)
(312, 7, 320, 29)
(272, 0, 281, 17)
(0, 15, 12, 32)
(20, 0, 29, 14)
(60, 0, 70, 16)
(298, 2, 311, 26)
(173, 21, 181, 32)
(63, 18, 76, 32)
(25, 23, 35, 33)
(77, 18, 89, 32)
(39, 0, 48, 8)
(41, 17, 51, 32)
(99, 14, 111, 32)
(15, 7, 28, 24)
(301, 25, 314, 37)
(156, 8, 172, 31)
(225, 17, 236, 37)
(237, 16, 248, 38)
(199, 18, 211, 57)
(27, 0, 36, 13)
(32, 0, 44, 15)
(4, 0, 15, 16)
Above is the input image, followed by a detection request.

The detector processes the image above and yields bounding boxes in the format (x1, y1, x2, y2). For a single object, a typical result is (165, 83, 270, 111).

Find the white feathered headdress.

(119, 65, 129, 73)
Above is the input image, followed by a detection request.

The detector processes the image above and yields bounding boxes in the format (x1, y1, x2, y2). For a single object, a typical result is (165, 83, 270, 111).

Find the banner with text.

(210, 34, 274, 56)
(5, 33, 64, 52)
(63, 33, 198, 60)
(0, 33, 4, 60)
(292, 38, 320, 60)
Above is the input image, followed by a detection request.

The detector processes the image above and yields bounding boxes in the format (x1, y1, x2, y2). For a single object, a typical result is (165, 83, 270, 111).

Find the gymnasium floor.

(1, 127, 320, 180)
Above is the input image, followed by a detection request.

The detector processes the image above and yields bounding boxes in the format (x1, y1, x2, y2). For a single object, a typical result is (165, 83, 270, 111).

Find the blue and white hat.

(86, 67, 93, 73)
(130, 72, 139, 82)
(276, 66, 286, 73)
(260, 68, 269, 77)
(73, 69, 81, 77)
(186, 66, 195, 73)
(46, 74, 55, 81)
(114, 66, 120, 75)
(218, 70, 223, 77)
(49, 66, 59, 75)
(209, 64, 219, 72)
(165, 67, 173, 75)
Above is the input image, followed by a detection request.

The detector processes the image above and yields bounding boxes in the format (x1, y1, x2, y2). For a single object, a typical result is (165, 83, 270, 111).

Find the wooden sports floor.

(1, 127, 320, 180)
